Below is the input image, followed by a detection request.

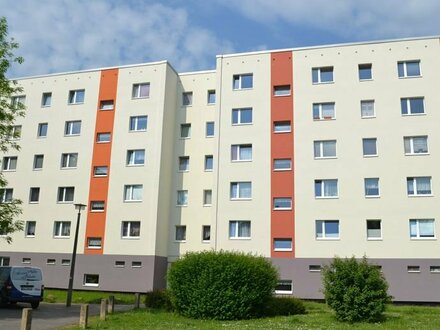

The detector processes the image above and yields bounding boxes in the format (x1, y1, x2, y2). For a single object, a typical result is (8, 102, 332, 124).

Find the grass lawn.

(44, 288, 135, 305)
(62, 301, 440, 329)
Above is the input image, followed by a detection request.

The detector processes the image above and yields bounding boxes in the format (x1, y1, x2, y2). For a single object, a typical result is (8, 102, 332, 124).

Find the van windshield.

(12, 268, 42, 281)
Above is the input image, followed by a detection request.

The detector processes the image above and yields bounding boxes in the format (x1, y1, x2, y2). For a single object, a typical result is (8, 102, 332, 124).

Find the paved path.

(0, 302, 132, 329)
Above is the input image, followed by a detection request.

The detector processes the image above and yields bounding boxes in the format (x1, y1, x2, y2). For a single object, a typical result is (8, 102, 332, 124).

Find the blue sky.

(2, 0, 440, 78)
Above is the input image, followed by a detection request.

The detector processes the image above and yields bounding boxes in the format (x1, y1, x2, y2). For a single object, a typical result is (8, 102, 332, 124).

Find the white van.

(0, 266, 44, 308)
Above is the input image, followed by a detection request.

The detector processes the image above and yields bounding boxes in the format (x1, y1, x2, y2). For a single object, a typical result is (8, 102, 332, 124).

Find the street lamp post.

(66, 203, 86, 307)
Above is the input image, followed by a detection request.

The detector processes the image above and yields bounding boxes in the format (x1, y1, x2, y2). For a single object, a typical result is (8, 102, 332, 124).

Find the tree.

(0, 16, 25, 243)
(322, 256, 391, 323)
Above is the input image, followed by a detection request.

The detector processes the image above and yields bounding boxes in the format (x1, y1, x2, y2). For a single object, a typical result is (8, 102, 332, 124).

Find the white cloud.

(1, 0, 234, 77)
(217, 0, 440, 40)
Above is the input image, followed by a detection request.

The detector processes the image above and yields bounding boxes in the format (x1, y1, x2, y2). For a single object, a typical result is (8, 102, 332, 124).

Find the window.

(61, 259, 71, 266)
(115, 261, 125, 268)
(0, 188, 13, 203)
(22, 258, 31, 264)
(61, 153, 78, 168)
(206, 122, 214, 137)
(232, 108, 252, 125)
(177, 190, 188, 206)
(132, 83, 150, 98)
(362, 138, 377, 156)
(54, 221, 71, 237)
(41, 92, 52, 107)
(364, 178, 380, 197)
(273, 85, 291, 96)
(312, 67, 333, 83)
(367, 220, 382, 239)
(229, 221, 251, 239)
(2, 156, 17, 171)
(410, 219, 435, 239)
(231, 144, 252, 161)
(96, 132, 111, 143)
(273, 159, 291, 171)
(180, 124, 191, 138)
(33, 154, 44, 170)
(204, 155, 213, 171)
(315, 180, 338, 198)
(90, 201, 105, 212)
(124, 185, 143, 201)
(57, 187, 75, 203)
(129, 115, 148, 131)
(230, 182, 252, 199)
(401, 97, 424, 115)
(313, 103, 335, 120)
(182, 92, 193, 106)
(203, 190, 212, 206)
(273, 238, 292, 251)
(47, 259, 56, 265)
(11, 95, 26, 107)
(87, 237, 102, 248)
(275, 280, 293, 294)
(132, 261, 142, 268)
(309, 265, 322, 272)
(407, 266, 420, 273)
(29, 187, 40, 203)
(407, 177, 432, 196)
(122, 221, 141, 238)
(9, 125, 21, 140)
(127, 149, 145, 166)
(37, 123, 48, 137)
(314, 140, 336, 158)
(273, 121, 291, 133)
(358, 63, 372, 80)
(273, 198, 292, 210)
(0, 257, 10, 266)
(361, 100, 375, 118)
(175, 225, 186, 241)
(178, 156, 189, 171)
(202, 225, 211, 241)
(65, 120, 81, 136)
(94, 166, 108, 177)
(404, 136, 428, 154)
(83, 274, 99, 287)
(68, 89, 85, 104)
(398, 60, 421, 78)
(207, 90, 216, 104)
(430, 266, 440, 273)
(25, 221, 36, 237)
(99, 100, 114, 110)
(233, 74, 253, 89)
(316, 220, 340, 239)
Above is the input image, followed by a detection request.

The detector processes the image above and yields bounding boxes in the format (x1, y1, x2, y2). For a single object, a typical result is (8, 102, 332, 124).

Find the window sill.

(175, 240, 186, 243)
(365, 195, 380, 199)
(398, 75, 422, 79)
(314, 157, 337, 160)
(132, 96, 150, 100)
(202, 240, 210, 243)
(273, 248, 293, 252)
(313, 118, 335, 121)
(126, 164, 145, 167)
(359, 78, 373, 82)
(229, 237, 251, 240)
(315, 196, 339, 199)
(53, 236, 70, 239)
(121, 237, 140, 240)
(316, 237, 340, 241)
(37, 136, 47, 139)
(410, 237, 436, 241)
(33, 168, 43, 171)
(203, 204, 212, 207)
(361, 116, 376, 119)
(64, 134, 81, 137)
(232, 123, 253, 126)
(408, 194, 433, 198)
(205, 136, 214, 138)
(178, 170, 189, 173)
(204, 169, 213, 172)
(67, 102, 84, 106)
(231, 159, 252, 163)
(273, 208, 292, 211)
(179, 137, 191, 140)
(367, 237, 383, 241)
(61, 167, 77, 170)
(87, 246, 102, 249)
(274, 290, 293, 295)
(83, 283, 99, 287)
(124, 200, 143, 203)
(176, 204, 188, 207)
(404, 153, 429, 156)
(273, 93, 291, 97)
(273, 130, 292, 134)
(2, 170, 16, 172)
(96, 141, 111, 144)
(274, 168, 292, 172)
(401, 113, 426, 117)
(233, 87, 253, 91)
(90, 210, 105, 213)
(312, 81, 334, 85)
(57, 201, 74, 204)
(25, 235, 35, 238)
(29, 202, 39, 204)
(363, 155, 378, 158)
(230, 198, 252, 201)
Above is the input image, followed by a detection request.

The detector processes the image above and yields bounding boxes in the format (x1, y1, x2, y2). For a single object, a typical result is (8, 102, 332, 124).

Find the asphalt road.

(0, 302, 132, 330)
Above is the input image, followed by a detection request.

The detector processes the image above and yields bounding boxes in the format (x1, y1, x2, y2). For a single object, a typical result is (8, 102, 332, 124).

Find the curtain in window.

(324, 180, 337, 196)
(323, 141, 336, 157)
(238, 222, 250, 237)
(418, 220, 434, 237)
(240, 183, 251, 198)
(240, 147, 252, 160)
(416, 177, 431, 194)
(321, 104, 334, 118)
(229, 222, 237, 237)
(413, 137, 427, 153)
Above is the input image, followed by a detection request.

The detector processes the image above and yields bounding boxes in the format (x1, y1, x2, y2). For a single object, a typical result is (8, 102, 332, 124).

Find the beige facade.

(1, 36, 439, 300)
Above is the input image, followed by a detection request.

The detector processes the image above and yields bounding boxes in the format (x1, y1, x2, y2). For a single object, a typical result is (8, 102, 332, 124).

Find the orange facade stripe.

(270, 52, 295, 258)
(84, 68, 119, 255)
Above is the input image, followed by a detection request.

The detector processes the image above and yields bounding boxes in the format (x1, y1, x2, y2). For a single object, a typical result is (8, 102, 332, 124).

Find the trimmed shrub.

(145, 289, 172, 311)
(264, 296, 306, 316)
(167, 250, 278, 320)
(322, 256, 391, 323)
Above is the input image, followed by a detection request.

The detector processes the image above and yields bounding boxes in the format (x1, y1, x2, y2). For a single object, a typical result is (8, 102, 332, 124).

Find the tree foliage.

(167, 250, 279, 320)
(0, 16, 25, 242)
(322, 256, 391, 323)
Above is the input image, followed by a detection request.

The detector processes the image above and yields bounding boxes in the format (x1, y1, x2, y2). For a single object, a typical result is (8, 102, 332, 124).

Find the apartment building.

(1, 36, 439, 302)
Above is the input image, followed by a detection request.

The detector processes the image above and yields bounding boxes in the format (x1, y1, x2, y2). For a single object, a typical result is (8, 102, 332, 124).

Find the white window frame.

(362, 138, 378, 157)
(273, 121, 291, 133)
(132, 83, 150, 99)
(61, 153, 78, 169)
(273, 159, 291, 171)
(25, 221, 36, 237)
(401, 97, 425, 115)
(11, 95, 26, 107)
(0, 188, 13, 203)
(273, 238, 292, 251)
(273, 85, 291, 96)
(99, 100, 114, 110)
(231, 144, 252, 162)
(316, 220, 340, 240)
(410, 219, 435, 239)
(182, 92, 193, 106)
(83, 274, 99, 287)
(90, 201, 105, 212)
(229, 220, 251, 239)
(233, 73, 253, 90)
(64, 120, 81, 136)
(177, 190, 188, 206)
(232, 108, 253, 125)
(275, 280, 293, 294)
(87, 237, 102, 249)
(124, 185, 143, 202)
(129, 115, 148, 132)
(203, 190, 212, 206)
(314, 179, 338, 198)
(37, 123, 48, 138)
(273, 198, 292, 210)
(314, 140, 336, 159)
(204, 155, 213, 171)
(127, 149, 145, 166)
(358, 63, 372, 80)
(361, 100, 375, 118)
(180, 124, 191, 138)
(364, 178, 380, 197)
(41, 92, 52, 107)
(398, 60, 421, 78)
(93, 166, 108, 177)
(404, 136, 428, 155)
(29, 187, 40, 203)
(202, 225, 211, 242)
(57, 187, 75, 203)
(33, 154, 44, 170)
(206, 122, 214, 137)
(207, 90, 216, 104)
(68, 89, 85, 105)
(313, 102, 335, 120)
(230, 182, 252, 200)
(2, 156, 17, 171)
(312, 67, 334, 84)
(175, 225, 186, 241)
(9, 125, 22, 140)
(178, 156, 189, 172)
(96, 132, 111, 143)
(407, 177, 432, 196)
(121, 221, 141, 239)
(366, 219, 382, 240)
(53, 221, 71, 238)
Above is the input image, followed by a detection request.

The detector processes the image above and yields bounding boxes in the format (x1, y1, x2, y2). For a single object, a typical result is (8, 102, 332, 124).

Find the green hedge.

(167, 250, 278, 320)
(265, 296, 306, 316)
(145, 289, 173, 311)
